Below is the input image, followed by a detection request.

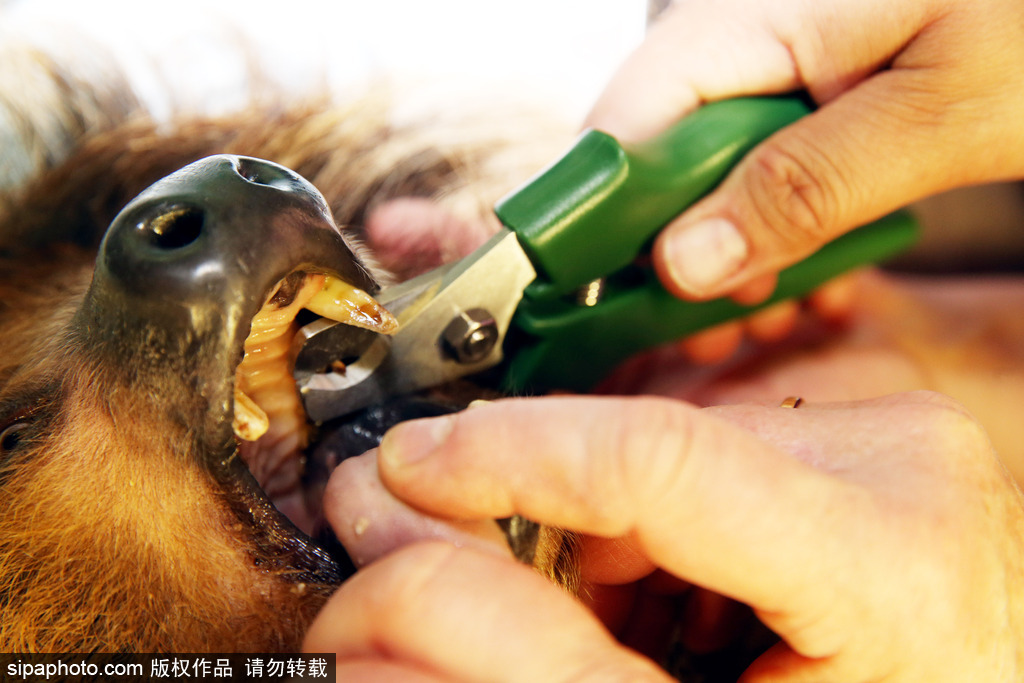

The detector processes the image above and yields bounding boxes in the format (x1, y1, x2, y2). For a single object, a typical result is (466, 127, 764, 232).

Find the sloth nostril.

(234, 157, 298, 191)
(144, 206, 204, 250)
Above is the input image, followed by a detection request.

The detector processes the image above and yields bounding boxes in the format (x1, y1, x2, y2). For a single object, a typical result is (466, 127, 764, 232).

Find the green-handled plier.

(295, 95, 918, 423)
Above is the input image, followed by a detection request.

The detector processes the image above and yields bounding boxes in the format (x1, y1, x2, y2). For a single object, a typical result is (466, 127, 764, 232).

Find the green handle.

(501, 210, 917, 394)
(495, 96, 814, 299)
(492, 95, 919, 394)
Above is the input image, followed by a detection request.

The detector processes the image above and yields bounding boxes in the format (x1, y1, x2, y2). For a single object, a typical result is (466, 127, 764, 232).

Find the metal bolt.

(576, 278, 605, 307)
(441, 308, 498, 364)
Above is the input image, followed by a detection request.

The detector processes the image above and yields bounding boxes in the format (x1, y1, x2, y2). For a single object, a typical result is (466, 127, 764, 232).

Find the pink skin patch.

(365, 197, 496, 281)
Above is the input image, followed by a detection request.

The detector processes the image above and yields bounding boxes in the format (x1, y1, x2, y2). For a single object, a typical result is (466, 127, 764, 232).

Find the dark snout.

(95, 155, 375, 306)
(76, 155, 378, 423)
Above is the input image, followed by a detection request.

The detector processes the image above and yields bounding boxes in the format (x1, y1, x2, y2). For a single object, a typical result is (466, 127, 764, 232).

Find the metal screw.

(576, 278, 605, 307)
(441, 308, 498, 364)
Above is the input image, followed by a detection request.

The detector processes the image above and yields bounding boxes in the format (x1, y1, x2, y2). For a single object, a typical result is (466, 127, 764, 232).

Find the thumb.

(651, 74, 974, 300)
(377, 396, 858, 617)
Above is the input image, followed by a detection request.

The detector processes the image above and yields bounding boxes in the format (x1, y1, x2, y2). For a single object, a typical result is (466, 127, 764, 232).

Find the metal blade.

(295, 228, 536, 422)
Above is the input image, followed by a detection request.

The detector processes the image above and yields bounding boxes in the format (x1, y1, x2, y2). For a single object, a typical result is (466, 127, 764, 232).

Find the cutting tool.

(294, 95, 918, 423)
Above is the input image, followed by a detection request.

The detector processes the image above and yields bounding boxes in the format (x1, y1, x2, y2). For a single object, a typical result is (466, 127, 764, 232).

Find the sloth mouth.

(230, 269, 397, 564)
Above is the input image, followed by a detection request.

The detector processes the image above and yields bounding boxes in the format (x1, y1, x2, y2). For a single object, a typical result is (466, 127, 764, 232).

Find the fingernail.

(664, 217, 748, 295)
(380, 415, 455, 467)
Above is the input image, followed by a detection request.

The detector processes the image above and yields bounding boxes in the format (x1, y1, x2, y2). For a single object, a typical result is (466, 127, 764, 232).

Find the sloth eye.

(0, 422, 29, 455)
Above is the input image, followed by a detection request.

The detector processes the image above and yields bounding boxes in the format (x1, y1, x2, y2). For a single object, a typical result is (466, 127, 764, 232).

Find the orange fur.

(0, 256, 331, 650)
(0, 25, 584, 651)
(0, 379, 328, 651)
(0, 87, 572, 651)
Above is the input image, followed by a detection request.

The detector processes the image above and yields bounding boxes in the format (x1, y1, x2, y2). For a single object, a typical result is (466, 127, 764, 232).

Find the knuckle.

(743, 137, 843, 252)
(601, 399, 698, 521)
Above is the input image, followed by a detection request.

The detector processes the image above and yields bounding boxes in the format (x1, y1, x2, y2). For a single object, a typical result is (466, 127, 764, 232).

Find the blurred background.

(5, 0, 1023, 268)
(3, 0, 646, 122)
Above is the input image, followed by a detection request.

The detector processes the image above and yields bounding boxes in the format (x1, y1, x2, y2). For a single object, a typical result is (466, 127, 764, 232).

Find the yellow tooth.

(233, 388, 270, 441)
(305, 275, 398, 335)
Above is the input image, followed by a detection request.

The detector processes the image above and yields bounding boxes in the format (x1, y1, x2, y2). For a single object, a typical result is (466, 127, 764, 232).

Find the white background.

(4, 0, 647, 122)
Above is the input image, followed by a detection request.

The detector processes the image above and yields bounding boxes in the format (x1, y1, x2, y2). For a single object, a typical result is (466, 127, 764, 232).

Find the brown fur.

(1, 99, 546, 253)
(0, 61, 582, 652)
(0, 231, 335, 651)
(0, 33, 139, 195)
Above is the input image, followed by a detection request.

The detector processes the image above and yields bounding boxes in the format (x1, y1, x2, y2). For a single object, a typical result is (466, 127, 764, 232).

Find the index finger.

(304, 541, 670, 682)
(377, 396, 864, 616)
(585, 1, 797, 141)
(585, 0, 927, 141)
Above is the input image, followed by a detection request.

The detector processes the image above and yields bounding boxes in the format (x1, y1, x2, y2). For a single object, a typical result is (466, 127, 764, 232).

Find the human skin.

(586, 0, 1024, 304)
(602, 270, 1024, 485)
(316, 143, 1024, 683)
(303, 2, 1024, 676)
(307, 392, 1024, 682)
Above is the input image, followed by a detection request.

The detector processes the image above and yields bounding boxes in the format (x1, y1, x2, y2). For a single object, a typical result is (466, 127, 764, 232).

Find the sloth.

(21, 25, 1023, 681)
(0, 31, 594, 653)
(2, 33, 785, 679)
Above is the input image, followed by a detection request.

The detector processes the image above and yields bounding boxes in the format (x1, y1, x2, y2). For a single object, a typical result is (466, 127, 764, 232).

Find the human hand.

(339, 392, 1024, 682)
(587, 0, 1024, 302)
(601, 270, 1024, 484)
(306, 436, 669, 680)
(303, 540, 674, 682)
(364, 193, 858, 365)
(673, 272, 858, 364)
